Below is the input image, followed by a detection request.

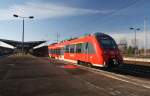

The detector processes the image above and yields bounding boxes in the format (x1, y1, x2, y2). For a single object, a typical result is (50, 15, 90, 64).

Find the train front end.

(94, 33, 123, 68)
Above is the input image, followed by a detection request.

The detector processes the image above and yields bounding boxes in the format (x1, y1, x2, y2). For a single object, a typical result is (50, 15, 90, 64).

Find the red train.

(48, 33, 123, 68)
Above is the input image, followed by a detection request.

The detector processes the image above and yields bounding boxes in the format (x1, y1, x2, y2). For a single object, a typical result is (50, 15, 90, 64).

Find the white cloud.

(0, 2, 113, 20)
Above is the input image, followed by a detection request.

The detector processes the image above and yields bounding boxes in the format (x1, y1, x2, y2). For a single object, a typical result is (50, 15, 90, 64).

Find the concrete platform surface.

(0, 55, 149, 96)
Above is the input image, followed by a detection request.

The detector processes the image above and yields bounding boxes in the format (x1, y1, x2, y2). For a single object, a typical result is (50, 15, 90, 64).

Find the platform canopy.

(0, 39, 46, 50)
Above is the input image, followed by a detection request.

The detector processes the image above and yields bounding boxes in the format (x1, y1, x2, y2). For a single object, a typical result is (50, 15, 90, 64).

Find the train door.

(85, 42, 89, 62)
(84, 42, 95, 66)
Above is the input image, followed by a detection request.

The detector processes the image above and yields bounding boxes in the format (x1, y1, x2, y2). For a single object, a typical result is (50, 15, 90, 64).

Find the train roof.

(93, 32, 110, 37)
(49, 32, 111, 46)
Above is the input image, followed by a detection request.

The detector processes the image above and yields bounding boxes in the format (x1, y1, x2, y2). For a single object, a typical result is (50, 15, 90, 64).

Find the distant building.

(0, 46, 13, 55)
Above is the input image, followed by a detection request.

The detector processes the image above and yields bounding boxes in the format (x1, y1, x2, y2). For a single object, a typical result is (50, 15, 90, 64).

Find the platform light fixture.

(13, 14, 34, 53)
(129, 27, 140, 57)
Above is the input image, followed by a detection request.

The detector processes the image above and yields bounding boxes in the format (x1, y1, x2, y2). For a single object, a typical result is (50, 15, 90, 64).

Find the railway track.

(108, 64, 150, 79)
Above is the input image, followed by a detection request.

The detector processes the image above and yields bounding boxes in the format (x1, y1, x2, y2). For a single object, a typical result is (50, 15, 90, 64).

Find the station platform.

(0, 55, 149, 96)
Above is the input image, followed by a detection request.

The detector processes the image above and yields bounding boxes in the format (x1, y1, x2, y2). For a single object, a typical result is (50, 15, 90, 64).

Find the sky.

(0, 0, 150, 48)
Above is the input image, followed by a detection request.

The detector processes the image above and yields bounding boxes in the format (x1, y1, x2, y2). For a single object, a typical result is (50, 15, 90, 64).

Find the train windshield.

(98, 37, 117, 49)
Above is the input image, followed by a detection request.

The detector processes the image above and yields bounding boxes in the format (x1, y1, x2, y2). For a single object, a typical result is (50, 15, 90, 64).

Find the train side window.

(76, 43, 82, 53)
(49, 50, 51, 54)
(58, 49, 60, 54)
(54, 49, 56, 54)
(53, 49, 55, 54)
(51, 49, 53, 54)
(50, 50, 51, 54)
(52, 49, 54, 54)
(70, 44, 75, 53)
(60, 47, 64, 55)
(56, 48, 60, 55)
(50, 50, 52, 54)
(58, 48, 61, 55)
(65, 45, 69, 53)
(55, 49, 57, 54)
(56, 49, 58, 54)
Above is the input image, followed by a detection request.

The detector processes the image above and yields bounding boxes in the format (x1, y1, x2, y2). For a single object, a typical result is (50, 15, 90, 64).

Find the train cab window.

(51, 49, 53, 54)
(96, 36, 117, 49)
(100, 38, 117, 49)
(70, 44, 75, 53)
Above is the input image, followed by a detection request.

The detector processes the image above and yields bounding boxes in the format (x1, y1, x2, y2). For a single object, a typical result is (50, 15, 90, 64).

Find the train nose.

(103, 49, 122, 67)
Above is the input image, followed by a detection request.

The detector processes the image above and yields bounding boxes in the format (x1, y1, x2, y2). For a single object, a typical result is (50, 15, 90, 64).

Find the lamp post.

(130, 27, 140, 57)
(13, 14, 34, 53)
(144, 17, 147, 56)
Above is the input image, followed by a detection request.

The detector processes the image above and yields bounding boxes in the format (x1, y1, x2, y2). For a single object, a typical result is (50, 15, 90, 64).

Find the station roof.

(0, 39, 46, 49)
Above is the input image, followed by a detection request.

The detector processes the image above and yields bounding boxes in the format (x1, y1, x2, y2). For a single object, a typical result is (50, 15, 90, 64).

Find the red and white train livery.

(48, 33, 123, 68)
